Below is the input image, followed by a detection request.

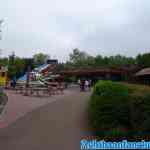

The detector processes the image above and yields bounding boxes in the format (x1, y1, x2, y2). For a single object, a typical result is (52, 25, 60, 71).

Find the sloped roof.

(34, 64, 51, 72)
(135, 68, 150, 76)
(18, 73, 27, 81)
(18, 64, 56, 81)
(60, 68, 128, 76)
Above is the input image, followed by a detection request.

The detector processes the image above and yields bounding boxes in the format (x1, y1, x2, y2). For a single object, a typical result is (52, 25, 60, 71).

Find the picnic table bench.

(47, 82, 65, 94)
(14, 82, 65, 96)
(15, 86, 25, 94)
(23, 87, 49, 96)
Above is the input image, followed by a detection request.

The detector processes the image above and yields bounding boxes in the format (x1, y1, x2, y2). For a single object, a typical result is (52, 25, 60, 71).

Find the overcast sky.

(0, 0, 150, 61)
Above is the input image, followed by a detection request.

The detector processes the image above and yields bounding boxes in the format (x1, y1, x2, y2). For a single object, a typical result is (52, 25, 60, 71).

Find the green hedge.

(88, 81, 150, 140)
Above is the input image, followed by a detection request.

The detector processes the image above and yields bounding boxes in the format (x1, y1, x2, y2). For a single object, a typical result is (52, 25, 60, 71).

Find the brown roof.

(135, 68, 150, 76)
(59, 68, 128, 76)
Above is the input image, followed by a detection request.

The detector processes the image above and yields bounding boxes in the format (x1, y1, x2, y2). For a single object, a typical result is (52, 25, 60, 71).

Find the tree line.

(0, 49, 150, 79)
(0, 53, 49, 79)
(63, 48, 150, 69)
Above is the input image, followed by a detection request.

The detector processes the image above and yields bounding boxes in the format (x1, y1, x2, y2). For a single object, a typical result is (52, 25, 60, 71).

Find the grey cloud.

(0, 0, 150, 61)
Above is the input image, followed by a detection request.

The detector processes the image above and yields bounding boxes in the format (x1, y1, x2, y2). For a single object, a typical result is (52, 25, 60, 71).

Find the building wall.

(0, 71, 8, 86)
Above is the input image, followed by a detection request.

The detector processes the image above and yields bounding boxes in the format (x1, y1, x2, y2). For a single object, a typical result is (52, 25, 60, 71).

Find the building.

(0, 66, 8, 86)
(47, 59, 58, 65)
(59, 67, 131, 83)
(135, 67, 150, 85)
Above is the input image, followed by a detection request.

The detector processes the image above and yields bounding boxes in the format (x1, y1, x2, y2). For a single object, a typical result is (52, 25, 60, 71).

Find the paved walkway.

(0, 89, 73, 128)
(0, 88, 91, 150)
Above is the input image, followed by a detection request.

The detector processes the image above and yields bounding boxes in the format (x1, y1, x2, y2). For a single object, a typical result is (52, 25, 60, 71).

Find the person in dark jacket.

(80, 80, 85, 92)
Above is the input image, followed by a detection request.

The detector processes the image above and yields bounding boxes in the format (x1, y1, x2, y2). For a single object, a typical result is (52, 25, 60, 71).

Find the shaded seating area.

(59, 67, 130, 84)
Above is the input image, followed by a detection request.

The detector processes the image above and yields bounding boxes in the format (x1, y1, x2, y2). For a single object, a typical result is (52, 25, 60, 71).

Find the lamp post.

(0, 20, 4, 40)
(26, 65, 31, 88)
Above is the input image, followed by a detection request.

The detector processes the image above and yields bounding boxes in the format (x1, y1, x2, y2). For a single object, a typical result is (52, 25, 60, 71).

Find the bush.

(128, 93, 150, 138)
(93, 80, 128, 97)
(88, 81, 150, 140)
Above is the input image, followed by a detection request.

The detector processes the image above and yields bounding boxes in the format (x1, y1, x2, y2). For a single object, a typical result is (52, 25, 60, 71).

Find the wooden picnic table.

(14, 82, 65, 96)
(47, 82, 58, 86)
(15, 85, 25, 94)
(23, 87, 49, 96)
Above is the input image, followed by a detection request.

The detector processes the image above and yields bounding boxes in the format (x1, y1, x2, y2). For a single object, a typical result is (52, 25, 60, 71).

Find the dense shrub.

(93, 80, 128, 97)
(88, 81, 150, 140)
(128, 93, 150, 138)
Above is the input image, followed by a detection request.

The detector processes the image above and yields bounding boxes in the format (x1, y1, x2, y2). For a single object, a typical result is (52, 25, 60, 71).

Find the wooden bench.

(15, 86, 25, 94)
(23, 87, 49, 96)
(15, 83, 65, 96)
(47, 82, 65, 95)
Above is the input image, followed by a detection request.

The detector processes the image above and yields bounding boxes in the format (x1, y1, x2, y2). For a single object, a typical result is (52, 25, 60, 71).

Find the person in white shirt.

(78, 79, 81, 85)
(85, 80, 89, 91)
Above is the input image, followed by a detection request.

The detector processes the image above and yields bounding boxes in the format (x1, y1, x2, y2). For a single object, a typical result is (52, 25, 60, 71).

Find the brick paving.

(0, 89, 72, 128)
(0, 88, 91, 150)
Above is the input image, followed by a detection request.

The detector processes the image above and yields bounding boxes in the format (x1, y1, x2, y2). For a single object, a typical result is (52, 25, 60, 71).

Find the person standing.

(89, 79, 92, 89)
(80, 80, 85, 92)
(11, 76, 16, 89)
(78, 79, 81, 85)
(85, 80, 89, 91)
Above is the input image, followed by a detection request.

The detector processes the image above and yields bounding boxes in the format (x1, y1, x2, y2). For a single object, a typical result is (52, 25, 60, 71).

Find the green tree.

(136, 53, 150, 67)
(69, 48, 91, 67)
(0, 57, 9, 66)
(33, 53, 50, 66)
(8, 55, 26, 78)
(14, 57, 26, 77)
(108, 55, 136, 67)
(68, 49, 137, 68)
(94, 55, 110, 67)
(94, 55, 104, 66)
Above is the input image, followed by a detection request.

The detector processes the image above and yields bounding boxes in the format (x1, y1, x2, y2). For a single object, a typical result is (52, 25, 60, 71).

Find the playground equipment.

(18, 63, 61, 86)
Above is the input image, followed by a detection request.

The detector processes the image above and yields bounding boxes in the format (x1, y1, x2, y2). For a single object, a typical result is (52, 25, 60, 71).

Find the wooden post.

(26, 65, 31, 88)
(24, 65, 31, 96)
